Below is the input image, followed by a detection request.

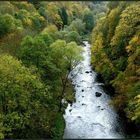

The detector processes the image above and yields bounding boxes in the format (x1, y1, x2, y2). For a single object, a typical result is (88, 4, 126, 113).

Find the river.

(63, 41, 124, 139)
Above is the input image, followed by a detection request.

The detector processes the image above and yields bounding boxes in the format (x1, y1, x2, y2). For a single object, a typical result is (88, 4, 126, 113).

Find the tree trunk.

(59, 73, 69, 112)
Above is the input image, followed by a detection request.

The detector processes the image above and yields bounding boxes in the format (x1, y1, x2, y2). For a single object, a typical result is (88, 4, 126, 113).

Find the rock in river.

(95, 92, 102, 97)
(85, 71, 90, 73)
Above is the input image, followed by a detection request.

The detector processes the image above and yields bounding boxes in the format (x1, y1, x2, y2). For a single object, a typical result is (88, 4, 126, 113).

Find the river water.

(63, 41, 124, 139)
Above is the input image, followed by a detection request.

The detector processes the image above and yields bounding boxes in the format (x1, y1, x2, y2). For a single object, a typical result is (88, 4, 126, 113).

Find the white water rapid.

(63, 41, 124, 139)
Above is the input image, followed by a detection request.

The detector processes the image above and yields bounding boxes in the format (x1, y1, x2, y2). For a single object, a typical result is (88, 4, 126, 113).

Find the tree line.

(0, 1, 97, 139)
(91, 1, 140, 137)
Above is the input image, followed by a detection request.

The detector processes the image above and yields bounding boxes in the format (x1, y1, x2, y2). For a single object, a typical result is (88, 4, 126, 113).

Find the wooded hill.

(91, 1, 140, 137)
(0, 1, 107, 139)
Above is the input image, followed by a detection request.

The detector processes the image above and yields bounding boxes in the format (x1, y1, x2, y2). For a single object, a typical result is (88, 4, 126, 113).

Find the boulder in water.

(82, 89, 84, 92)
(95, 92, 102, 97)
(72, 83, 75, 86)
(85, 71, 90, 73)
(67, 100, 73, 105)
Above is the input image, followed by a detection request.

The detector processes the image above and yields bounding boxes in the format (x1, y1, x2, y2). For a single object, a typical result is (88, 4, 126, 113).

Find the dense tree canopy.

(3, 1, 140, 138)
(91, 1, 140, 136)
(0, 1, 99, 138)
(0, 55, 50, 138)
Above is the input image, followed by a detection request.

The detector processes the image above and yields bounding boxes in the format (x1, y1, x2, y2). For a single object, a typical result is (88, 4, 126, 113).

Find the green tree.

(65, 19, 85, 36)
(0, 14, 16, 38)
(59, 7, 68, 28)
(83, 11, 94, 33)
(65, 31, 81, 44)
(49, 40, 83, 111)
(0, 54, 50, 138)
(18, 34, 53, 82)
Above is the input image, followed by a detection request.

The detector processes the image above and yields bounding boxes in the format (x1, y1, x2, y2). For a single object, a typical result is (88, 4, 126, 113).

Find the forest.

(91, 1, 140, 137)
(0, 1, 140, 139)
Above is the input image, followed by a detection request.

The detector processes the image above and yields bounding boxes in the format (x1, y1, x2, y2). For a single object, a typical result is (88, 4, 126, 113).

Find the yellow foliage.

(24, 18, 32, 27)
(126, 45, 133, 53)
(42, 25, 58, 35)
(136, 68, 140, 75)
(39, 16, 45, 22)
(130, 36, 139, 45)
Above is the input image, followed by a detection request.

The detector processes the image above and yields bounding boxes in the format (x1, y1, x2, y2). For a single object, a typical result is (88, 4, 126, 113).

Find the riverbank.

(93, 66, 140, 138)
(91, 2, 140, 137)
